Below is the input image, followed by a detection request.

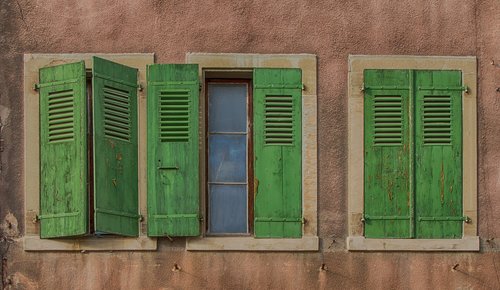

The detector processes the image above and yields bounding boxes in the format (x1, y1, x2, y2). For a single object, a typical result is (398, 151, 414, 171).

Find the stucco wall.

(1, 0, 500, 289)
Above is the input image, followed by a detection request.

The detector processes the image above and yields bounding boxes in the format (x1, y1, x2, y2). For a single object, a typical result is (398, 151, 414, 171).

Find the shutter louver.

(373, 95, 403, 146)
(159, 90, 190, 142)
(39, 61, 87, 238)
(264, 95, 294, 145)
(422, 95, 452, 145)
(103, 86, 131, 142)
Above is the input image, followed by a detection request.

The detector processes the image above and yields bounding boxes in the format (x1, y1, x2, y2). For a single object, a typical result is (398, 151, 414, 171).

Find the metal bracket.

(32, 214, 39, 223)
(33, 83, 40, 91)
(360, 83, 365, 92)
(139, 215, 144, 222)
(138, 83, 144, 92)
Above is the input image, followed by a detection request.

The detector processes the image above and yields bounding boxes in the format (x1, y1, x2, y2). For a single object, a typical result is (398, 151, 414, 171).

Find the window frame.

(23, 53, 156, 251)
(186, 53, 319, 251)
(347, 55, 479, 251)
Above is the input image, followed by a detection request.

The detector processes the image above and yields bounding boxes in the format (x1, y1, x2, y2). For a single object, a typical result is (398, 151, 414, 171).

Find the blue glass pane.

(208, 135, 246, 182)
(208, 84, 247, 132)
(209, 185, 247, 234)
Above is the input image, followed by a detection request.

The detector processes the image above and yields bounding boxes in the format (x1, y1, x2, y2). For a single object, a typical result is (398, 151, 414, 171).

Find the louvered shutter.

(414, 70, 463, 238)
(364, 69, 412, 238)
(92, 56, 139, 236)
(253, 68, 302, 238)
(147, 64, 200, 236)
(39, 61, 87, 238)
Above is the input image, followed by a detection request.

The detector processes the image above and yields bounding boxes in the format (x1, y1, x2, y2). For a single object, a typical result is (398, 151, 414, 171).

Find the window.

(24, 54, 155, 251)
(347, 55, 478, 251)
(185, 53, 318, 251)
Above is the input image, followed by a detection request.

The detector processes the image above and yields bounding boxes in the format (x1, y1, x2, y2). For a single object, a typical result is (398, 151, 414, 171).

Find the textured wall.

(1, 0, 500, 289)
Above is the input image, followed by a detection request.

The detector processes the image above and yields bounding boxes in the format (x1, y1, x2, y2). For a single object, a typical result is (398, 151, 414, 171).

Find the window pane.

(208, 84, 247, 132)
(209, 185, 247, 234)
(208, 135, 247, 183)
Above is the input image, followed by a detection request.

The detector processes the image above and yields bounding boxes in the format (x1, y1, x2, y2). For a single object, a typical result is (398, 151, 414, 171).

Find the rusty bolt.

(320, 264, 328, 272)
(172, 263, 181, 272)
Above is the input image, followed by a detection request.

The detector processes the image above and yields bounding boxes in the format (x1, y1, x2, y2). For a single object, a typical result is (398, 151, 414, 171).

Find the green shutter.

(92, 56, 139, 236)
(364, 69, 412, 238)
(414, 70, 463, 238)
(253, 68, 302, 238)
(39, 61, 87, 238)
(147, 64, 200, 236)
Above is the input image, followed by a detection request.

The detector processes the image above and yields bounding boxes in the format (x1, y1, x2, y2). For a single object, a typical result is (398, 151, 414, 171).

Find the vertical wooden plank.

(363, 69, 412, 238)
(254, 68, 302, 238)
(414, 70, 463, 238)
(147, 64, 200, 237)
(39, 61, 87, 238)
(92, 56, 139, 236)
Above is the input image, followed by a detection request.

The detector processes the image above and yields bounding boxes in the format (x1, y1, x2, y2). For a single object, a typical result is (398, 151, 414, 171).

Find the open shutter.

(93, 56, 139, 236)
(364, 69, 412, 238)
(147, 64, 200, 236)
(253, 68, 302, 238)
(414, 70, 463, 238)
(39, 61, 87, 238)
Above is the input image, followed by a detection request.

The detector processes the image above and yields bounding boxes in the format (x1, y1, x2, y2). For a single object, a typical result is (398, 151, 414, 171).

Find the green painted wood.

(147, 64, 200, 236)
(364, 69, 412, 238)
(39, 61, 87, 238)
(414, 70, 462, 238)
(253, 68, 302, 238)
(92, 56, 139, 236)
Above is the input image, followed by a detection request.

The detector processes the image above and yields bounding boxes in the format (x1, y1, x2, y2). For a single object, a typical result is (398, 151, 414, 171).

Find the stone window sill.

(347, 236, 479, 251)
(186, 236, 319, 251)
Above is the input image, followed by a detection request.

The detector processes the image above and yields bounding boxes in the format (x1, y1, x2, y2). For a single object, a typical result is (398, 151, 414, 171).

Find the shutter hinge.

(138, 83, 144, 92)
(199, 84, 202, 92)
(464, 85, 469, 94)
(32, 214, 39, 223)
(33, 83, 40, 91)
(302, 83, 305, 91)
(199, 215, 204, 222)
(139, 215, 144, 222)
(360, 83, 365, 92)
(464, 216, 472, 223)
(302, 217, 307, 225)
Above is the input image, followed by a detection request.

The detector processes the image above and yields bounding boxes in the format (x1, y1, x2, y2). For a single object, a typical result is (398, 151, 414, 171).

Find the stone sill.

(186, 236, 319, 251)
(347, 236, 479, 251)
(24, 235, 157, 251)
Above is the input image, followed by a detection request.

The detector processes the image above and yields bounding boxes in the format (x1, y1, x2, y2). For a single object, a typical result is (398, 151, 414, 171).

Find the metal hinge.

(199, 215, 204, 222)
(138, 83, 144, 92)
(33, 83, 40, 91)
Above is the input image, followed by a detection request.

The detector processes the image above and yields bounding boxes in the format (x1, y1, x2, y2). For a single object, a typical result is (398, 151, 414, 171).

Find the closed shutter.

(414, 70, 463, 238)
(364, 69, 412, 238)
(253, 68, 302, 238)
(39, 61, 87, 238)
(147, 64, 200, 236)
(92, 57, 139, 236)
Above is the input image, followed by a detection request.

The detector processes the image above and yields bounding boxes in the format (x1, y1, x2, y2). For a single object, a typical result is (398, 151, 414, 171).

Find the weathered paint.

(253, 68, 302, 238)
(147, 64, 200, 236)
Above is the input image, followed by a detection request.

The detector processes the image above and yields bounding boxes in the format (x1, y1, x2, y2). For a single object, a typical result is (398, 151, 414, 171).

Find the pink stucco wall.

(1, 0, 500, 289)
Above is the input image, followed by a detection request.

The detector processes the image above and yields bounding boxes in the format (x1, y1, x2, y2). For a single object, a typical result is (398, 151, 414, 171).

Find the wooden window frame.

(205, 79, 254, 236)
(23, 53, 156, 251)
(347, 55, 479, 251)
(186, 53, 319, 251)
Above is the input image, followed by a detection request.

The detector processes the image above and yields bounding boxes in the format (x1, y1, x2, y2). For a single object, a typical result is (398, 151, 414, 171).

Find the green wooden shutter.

(253, 68, 302, 238)
(414, 70, 463, 238)
(364, 69, 412, 238)
(147, 64, 200, 236)
(92, 56, 139, 236)
(39, 61, 87, 238)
